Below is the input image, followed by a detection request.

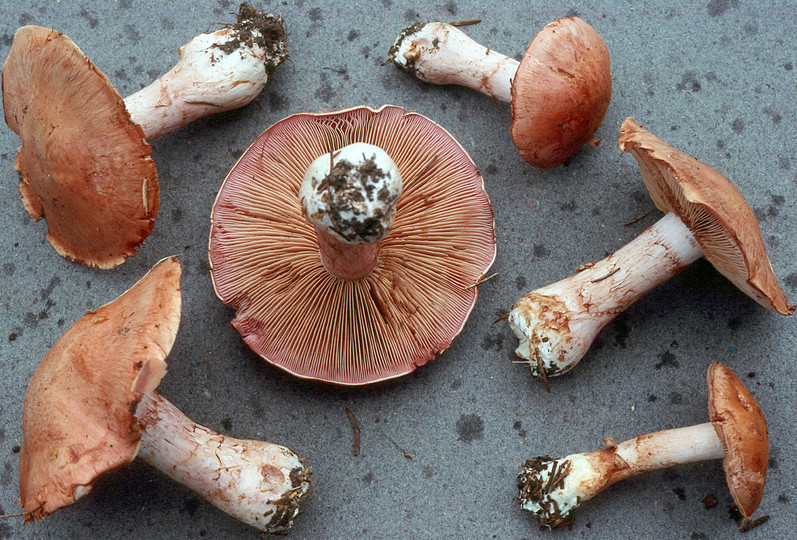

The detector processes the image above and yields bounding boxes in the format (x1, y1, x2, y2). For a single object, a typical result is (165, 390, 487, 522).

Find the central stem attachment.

(300, 142, 402, 280)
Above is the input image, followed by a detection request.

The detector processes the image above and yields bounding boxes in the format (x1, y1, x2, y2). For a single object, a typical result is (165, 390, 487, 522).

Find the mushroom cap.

(707, 361, 769, 518)
(509, 17, 611, 169)
(19, 257, 181, 522)
(209, 105, 496, 385)
(619, 118, 794, 315)
(2, 25, 158, 269)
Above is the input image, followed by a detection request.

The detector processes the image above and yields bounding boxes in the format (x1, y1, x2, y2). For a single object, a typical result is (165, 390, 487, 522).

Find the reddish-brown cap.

(2, 26, 158, 269)
(19, 257, 181, 522)
(707, 361, 769, 518)
(509, 17, 611, 169)
(209, 105, 496, 385)
(619, 118, 794, 315)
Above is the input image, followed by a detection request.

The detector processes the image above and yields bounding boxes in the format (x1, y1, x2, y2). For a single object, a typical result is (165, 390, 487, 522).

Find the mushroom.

(2, 3, 287, 268)
(518, 361, 769, 529)
(19, 257, 311, 533)
(209, 105, 496, 385)
(509, 118, 794, 380)
(388, 18, 611, 168)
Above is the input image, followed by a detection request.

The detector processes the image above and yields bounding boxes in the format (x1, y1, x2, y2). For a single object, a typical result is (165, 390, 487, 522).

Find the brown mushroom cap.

(19, 257, 181, 522)
(2, 25, 158, 269)
(509, 17, 611, 169)
(209, 105, 496, 385)
(619, 118, 794, 315)
(707, 361, 769, 518)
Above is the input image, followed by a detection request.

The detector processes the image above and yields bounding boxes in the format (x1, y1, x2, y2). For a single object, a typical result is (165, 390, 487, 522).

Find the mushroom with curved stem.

(509, 118, 794, 380)
(2, 3, 287, 268)
(19, 257, 311, 533)
(209, 105, 496, 385)
(518, 362, 769, 530)
(388, 18, 611, 168)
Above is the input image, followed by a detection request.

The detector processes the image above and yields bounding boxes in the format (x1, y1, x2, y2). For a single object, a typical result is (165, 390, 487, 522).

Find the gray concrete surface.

(1, 1, 795, 538)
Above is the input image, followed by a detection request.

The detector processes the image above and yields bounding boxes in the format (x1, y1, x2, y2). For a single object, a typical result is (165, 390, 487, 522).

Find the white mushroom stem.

(519, 422, 724, 528)
(135, 392, 311, 533)
(509, 211, 702, 378)
(300, 142, 403, 280)
(390, 22, 518, 102)
(123, 7, 286, 140)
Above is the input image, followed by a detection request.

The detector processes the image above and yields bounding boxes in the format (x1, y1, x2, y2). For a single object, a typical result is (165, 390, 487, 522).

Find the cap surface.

(209, 105, 496, 385)
(2, 25, 158, 269)
(619, 117, 794, 315)
(19, 257, 181, 522)
(509, 17, 611, 169)
(707, 361, 769, 518)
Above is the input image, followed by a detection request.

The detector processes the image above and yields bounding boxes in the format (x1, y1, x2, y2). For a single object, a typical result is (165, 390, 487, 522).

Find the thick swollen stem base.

(315, 226, 380, 280)
(509, 211, 703, 378)
(136, 392, 311, 533)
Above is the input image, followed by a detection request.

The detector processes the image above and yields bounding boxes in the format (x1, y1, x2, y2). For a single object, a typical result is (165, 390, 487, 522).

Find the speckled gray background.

(1, 1, 795, 539)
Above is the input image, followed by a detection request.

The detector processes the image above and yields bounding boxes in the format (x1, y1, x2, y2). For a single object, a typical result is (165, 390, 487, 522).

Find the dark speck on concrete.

(772, 194, 785, 206)
(221, 417, 232, 431)
(785, 62, 793, 71)
(1, 34, 11, 47)
(347, 29, 360, 41)
(672, 487, 686, 501)
(445, 1, 457, 14)
(707, 0, 738, 17)
(309, 7, 323, 22)
(19, 13, 33, 25)
(727, 316, 743, 330)
(513, 420, 526, 439)
(532, 244, 549, 259)
(119, 0, 133, 7)
(314, 72, 336, 103)
(161, 18, 175, 31)
(691, 533, 708, 540)
(484, 163, 499, 176)
(456, 414, 484, 443)
(79, 7, 99, 28)
(675, 71, 701, 92)
(559, 200, 577, 212)
(480, 332, 504, 351)
(779, 494, 791, 504)
(669, 392, 683, 405)
(566, 8, 579, 17)
(422, 465, 433, 478)
(763, 108, 782, 124)
(450, 378, 462, 390)
(41, 276, 61, 300)
(2, 263, 13, 277)
(730, 118, 745, 134)
(648, 394, 658, 402)
(779, 157, 791, 171)
(784, 273, 797, 290)
(124, 24, 142, 45)
(515, 275, 527, 290)
(114, 68, 129, 82)
(654, 350, 679, 370)
(769, 457, 778, 470)
(743, 22, 758, 34)
(362, 471, 374, 484)
(404, 9, 418, 20)
(716, 140, 725, 149)
(171, 208, 182, 222)
(268, 89, 290, 112)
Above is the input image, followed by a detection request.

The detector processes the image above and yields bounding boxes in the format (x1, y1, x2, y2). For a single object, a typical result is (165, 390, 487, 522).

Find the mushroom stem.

(136, 392, 311, 534)
(519, 423, 724, 529)
(509, 211, 702, 378)
(300, 142, 403, 281)
(123, 5, 286, 140)
(314, 226, 380, 281)
(390, 22, 518, 102)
